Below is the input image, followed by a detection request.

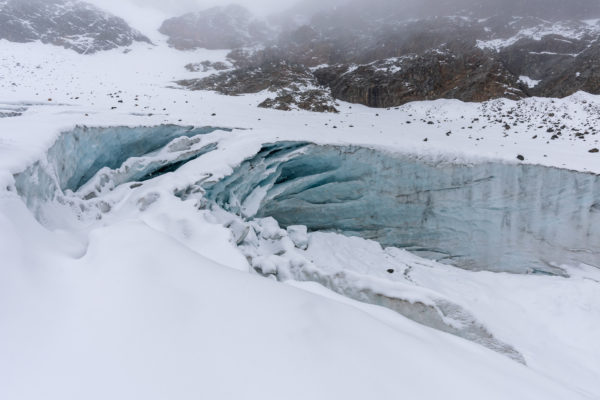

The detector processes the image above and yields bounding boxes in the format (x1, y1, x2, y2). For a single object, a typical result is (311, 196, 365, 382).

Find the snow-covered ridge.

(477, 18, 600, 51)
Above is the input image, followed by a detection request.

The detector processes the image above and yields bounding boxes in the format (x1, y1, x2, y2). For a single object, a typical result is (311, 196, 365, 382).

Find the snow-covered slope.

(0, 27, 599, 400)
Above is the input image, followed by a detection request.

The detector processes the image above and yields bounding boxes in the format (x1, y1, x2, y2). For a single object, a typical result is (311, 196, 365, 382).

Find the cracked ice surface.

(13, 124, 230, 225)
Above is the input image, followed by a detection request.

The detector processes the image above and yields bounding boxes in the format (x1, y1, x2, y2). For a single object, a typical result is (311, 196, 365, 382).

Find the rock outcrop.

(0, 0, 150, 54)
(313, 50, 524, 107)
(179, 60, 338, 112)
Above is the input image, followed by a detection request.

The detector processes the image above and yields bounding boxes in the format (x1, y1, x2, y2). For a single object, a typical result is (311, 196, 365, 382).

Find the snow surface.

(1, 24, 600, 400)
(476, 18, 600, 51)
(519, 75, 541, 88)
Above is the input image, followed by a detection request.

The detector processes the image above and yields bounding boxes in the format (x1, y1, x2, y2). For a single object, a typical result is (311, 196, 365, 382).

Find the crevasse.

(14, 125, 229, 223)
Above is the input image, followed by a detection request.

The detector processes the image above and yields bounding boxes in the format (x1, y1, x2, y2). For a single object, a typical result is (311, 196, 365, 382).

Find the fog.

(16, 0, 585, 21)
(89, 0, 299, 16)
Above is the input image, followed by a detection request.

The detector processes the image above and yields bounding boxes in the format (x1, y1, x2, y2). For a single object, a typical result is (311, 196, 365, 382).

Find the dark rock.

(180, 60, 338, 113)
(185, 61, 230, 73)
(258, 90, 338, 113)
(314, 49, 523, 108)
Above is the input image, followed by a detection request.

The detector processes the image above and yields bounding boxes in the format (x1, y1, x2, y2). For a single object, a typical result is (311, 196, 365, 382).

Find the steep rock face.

(205, 142, 600, 275)
(159, 5, 272, 50)
(300, 15, 600, 107)
(314, 50, 523, 108)
(0, 0, 150, 53)
(179, 61, 314, 95)
(532, 44, 600, 98)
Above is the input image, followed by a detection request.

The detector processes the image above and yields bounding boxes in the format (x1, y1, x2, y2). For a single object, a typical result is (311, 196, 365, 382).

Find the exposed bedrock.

(205, 142, 600, 275)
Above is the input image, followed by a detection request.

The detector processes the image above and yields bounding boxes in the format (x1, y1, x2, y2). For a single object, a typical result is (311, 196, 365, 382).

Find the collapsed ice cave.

(12, 125, 600, 360)
(14, 126, 600, 276)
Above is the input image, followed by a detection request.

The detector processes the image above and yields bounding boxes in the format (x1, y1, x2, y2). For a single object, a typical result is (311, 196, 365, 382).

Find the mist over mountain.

(1, 0, 599, 109)
(159, 4, 273, 50)
(167, 0, 600, 111)
(288, 0, 600, 20)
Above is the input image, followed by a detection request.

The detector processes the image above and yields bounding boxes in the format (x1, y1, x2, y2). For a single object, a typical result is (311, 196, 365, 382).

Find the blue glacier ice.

(205, 142, 600, 275)
(14, 125, 229, 219)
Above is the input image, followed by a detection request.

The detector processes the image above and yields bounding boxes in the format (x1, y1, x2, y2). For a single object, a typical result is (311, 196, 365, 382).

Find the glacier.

(10, 127, 600, 364)
(2, 31, 600, 400)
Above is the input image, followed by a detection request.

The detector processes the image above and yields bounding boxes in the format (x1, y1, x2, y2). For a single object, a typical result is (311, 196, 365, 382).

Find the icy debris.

(137, 192, 160, 211)
(287, 225, 308, 250)
(224, 219, 250, 245)
(258, 217, 287, 241)
(13, 125, 230, 222)
(252, 255, 288, 276)
(79, 140, 218, 197)
(223, 212, 524, 362)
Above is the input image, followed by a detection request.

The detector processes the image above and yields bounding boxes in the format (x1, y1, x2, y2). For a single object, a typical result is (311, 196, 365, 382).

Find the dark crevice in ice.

(14, 125, 230, 218)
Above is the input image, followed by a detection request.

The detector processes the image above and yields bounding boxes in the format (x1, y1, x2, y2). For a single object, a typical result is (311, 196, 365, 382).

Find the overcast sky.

(82, 0, 303, 38)
(85, 0, 600, 28)
(99, 0, 300, 16)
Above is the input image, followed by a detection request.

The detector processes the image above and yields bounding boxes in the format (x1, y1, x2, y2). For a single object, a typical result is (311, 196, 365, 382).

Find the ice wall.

(205, 142, 600, 275)
(14, 125, 229, 221)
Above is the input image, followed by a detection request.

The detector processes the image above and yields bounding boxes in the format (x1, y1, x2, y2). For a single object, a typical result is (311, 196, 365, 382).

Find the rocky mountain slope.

(0, 0, 150, 54)
(170, 2, 600, 111)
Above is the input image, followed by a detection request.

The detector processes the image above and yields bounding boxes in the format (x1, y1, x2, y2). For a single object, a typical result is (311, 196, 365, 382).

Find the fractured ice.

(13, 131, 600, 361)
(14, 124, 229, 222)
